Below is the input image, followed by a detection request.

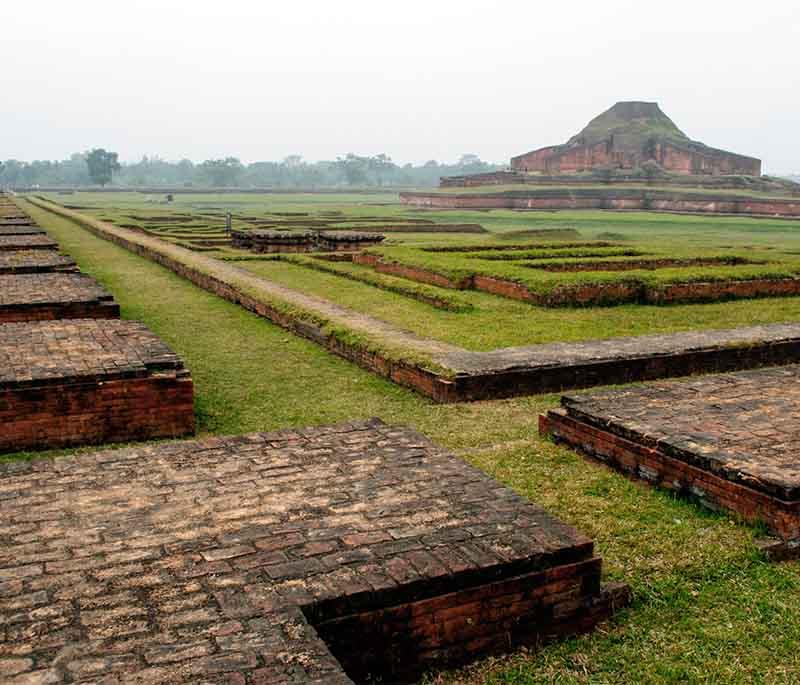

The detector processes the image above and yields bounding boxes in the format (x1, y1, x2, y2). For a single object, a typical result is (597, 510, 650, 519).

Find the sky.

(2, 0, 798, 172)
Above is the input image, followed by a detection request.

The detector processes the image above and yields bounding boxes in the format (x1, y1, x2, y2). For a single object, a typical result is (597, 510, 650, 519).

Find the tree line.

(0, 150, 501, 188)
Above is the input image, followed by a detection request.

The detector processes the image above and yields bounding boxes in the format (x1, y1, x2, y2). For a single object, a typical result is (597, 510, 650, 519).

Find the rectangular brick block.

(541, 365, 800, 542)
(0, 419, 626, 683)
(0, 319, 194, 452)
(0, 273, 119, 322)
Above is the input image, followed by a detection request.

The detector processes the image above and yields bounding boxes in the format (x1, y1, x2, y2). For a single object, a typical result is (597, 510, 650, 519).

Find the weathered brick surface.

(0, 273, 119, 322)
(232, 229, 384, 254)
(0, 250, 78, 275)
(0, 319, 194, 452)
(0, 223, 44, 235)
(0, 420, 627, 683)
(541, 365, 800, 540)
(0, 234, 58, 251)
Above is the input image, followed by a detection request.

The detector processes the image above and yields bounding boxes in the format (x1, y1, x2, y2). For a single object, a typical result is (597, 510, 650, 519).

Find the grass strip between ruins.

(222, 253, 475, 312)
(12, 195, 800, 684)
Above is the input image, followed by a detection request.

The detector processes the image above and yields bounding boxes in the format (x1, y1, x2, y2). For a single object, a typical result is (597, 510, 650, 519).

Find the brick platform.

(0, 250, 78, 274)
(0, 234, 58, 251)
(0, 223, 44, 236)
(0, 419, 627, 684)
(541, 365, 800, 544)
(0, 319, 194, 452)
(0, 273, 119, 322)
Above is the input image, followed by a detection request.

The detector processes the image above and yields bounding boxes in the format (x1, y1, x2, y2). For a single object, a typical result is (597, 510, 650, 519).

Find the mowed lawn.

(12, 199, 800, 685)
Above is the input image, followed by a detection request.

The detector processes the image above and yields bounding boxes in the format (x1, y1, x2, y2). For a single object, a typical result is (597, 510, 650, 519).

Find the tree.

(368, 154, 396, 186)
(199, 157, 243, 187)
(335, 154, 370, 186)
(86, 148, 121, 186)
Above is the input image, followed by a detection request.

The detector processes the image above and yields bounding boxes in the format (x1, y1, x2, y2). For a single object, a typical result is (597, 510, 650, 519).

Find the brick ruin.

(401, 188, 800, 218)
(0, 233, 59, 251)
(510, 102, 761, 176)
(0, 319, 195, 452)
(0, 249, 77, 274)
(0, 273, 120, 322)
(0, 194, 195, 452)
(232, 229, 385, 254)
(540, 365, 800, 556)
(0, 419, 628, 683)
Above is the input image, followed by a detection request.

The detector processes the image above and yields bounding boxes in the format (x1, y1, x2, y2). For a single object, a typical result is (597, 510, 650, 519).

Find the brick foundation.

(357, 254, 800, 307)
(540, 365, 800, 544)
(0, 420, 627, 683)
(0, 273, 120, 322)
(401, 190, 800, 218)
(0, 234, 58, 251)
(0, 249, 78, 274)
(0, 319, 194, 452)
(28, 198, 800, 404)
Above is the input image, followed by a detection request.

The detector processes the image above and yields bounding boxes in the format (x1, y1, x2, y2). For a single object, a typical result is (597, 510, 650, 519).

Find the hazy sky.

(2, 1, 798, 171)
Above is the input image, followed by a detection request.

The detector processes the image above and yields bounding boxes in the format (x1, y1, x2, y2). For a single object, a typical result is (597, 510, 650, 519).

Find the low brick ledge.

(0, 250, 78, 274)
(0, 419, 628, 683)
(540, 364, 800, 550)
(0, 273, 120, 322)
(0, 319, 195, 452)
(0, 233, 58, 251)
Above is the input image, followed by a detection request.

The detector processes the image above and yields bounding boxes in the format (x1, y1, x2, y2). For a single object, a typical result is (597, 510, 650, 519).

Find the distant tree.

(368, 154, 396, 186)
(335, 154, 370, 186)
(283, 155, 303, 168)
(458, 153, 482, 166)
(86, 148, 121, 186)
(199, 157, 244, 187)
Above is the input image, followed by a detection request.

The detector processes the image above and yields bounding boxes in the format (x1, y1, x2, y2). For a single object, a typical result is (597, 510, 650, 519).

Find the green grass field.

(17, 193, 800, 684)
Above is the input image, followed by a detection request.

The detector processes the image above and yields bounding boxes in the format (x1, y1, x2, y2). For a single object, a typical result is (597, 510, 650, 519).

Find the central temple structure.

(511, 101, 761, 176)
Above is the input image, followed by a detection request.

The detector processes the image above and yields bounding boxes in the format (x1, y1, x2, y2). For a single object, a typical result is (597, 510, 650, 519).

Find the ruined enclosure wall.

(401, 191, 800, 217)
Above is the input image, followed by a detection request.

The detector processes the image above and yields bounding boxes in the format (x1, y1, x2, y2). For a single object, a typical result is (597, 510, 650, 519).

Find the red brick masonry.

(400, 190, 800, 219)
(0, 419, 628, 683)
(0, 273, 120, 322)
(0, 319, 194, 452)
(0, 250, 77, 274)
(354, 254, 800, 307)
(0, 234, 58, 251)
(540, 365, 800, 541)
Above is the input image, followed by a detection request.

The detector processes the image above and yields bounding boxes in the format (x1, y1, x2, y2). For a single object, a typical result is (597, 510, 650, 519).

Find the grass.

(11, 196, 800, 683)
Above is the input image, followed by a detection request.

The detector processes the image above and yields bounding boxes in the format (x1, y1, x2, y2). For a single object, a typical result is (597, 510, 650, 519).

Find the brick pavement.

(0, 250, 78, 275)
(0, 234, 58, 251)
(0, 419, 627, 683)
(0, 319, 194, 452)
(0, 274, 119, 322)
(541, 365, 800, 541)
